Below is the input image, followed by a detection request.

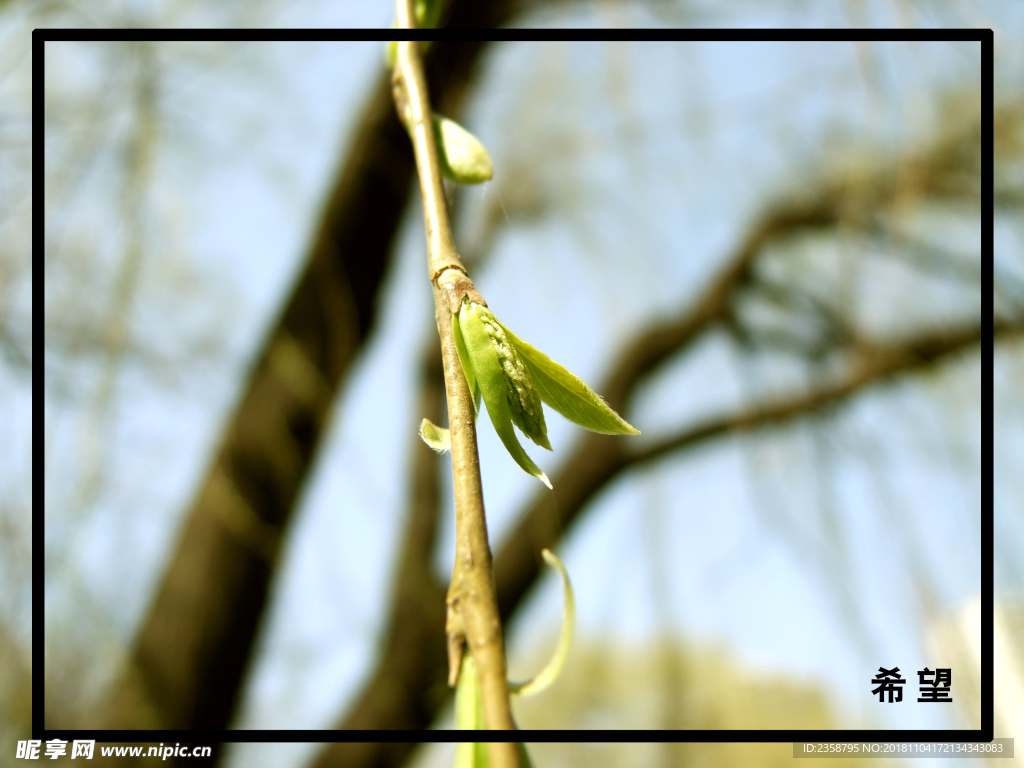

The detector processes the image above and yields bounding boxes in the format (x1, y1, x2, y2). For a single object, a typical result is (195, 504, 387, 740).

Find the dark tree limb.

(98, 69, 413, 734)
(493, 320, 1015, 627)
(305, 110, 1002, 764)
(308, 337, 450, 768)
(309, 314, 1008, 768)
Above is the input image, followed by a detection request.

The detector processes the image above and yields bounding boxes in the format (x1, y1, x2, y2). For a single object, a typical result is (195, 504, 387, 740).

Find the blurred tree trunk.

(98, 68, 412, 734)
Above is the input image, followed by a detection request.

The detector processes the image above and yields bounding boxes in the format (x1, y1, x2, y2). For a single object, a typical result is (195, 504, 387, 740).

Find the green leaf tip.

(498, 319, 641, 436)
(419, 418, 450, 453)
(433, 113, 494, 185)
(450, 550, 569, 766)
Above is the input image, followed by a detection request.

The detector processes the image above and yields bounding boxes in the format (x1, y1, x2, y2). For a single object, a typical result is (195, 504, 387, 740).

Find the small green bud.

(433, 113, 494, 185)
(419, 418, 450, 453)
(415, 0, 442, 28)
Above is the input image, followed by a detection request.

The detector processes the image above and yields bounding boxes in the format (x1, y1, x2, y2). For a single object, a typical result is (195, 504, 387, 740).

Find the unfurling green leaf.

(453, 298, 638, 487)
(451, 550, 567, 767)
(498, 320, 641, 436)
(508, 548, 575, 698)
(419, 418, 450, 453)
(452, 309, 482, 418)
(457, 300, 551, 489)
(433, 113, 494, 185)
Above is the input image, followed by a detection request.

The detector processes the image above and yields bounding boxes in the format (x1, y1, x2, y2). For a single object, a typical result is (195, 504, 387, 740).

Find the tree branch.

(97, 65, 415, 738)
(302, 57, 1005, 766)
(492, 319, 1016, 627)
(392, 14, 517, 764)
(628, 323, 1003, 468)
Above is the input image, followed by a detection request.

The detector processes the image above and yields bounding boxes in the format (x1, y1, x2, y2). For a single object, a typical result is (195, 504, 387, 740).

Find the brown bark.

(395, 22, 519, 755)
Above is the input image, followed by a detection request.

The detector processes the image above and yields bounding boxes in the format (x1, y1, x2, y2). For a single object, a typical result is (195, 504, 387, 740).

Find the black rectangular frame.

(34, 26, 994, 749)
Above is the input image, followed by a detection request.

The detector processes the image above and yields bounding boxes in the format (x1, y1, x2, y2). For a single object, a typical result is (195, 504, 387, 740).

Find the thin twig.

(391, 9, 519, 755)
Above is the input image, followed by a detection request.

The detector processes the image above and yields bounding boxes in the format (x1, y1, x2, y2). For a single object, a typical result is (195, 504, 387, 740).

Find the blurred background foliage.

(14, 1, 1024, 767)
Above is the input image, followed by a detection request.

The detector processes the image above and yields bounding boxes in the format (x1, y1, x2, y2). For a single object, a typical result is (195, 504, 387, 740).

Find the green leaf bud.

(455, 299, 551, 488)
(433, 113, 494, 185)
(419, 418, 450, 453)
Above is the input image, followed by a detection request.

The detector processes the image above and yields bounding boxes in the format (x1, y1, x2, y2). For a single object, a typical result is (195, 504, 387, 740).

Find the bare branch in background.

(305, 100, 1011, 761)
